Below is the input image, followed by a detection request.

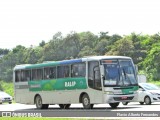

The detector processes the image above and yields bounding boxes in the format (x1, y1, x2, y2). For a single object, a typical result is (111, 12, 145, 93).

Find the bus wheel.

(35, 95, 49, 109)
(82, 94, 93, 109)
(122, 102, 128, 105)
(109, 102, 119, 108)
(59, 104, 71, 109)
(139, 102, 144, 105)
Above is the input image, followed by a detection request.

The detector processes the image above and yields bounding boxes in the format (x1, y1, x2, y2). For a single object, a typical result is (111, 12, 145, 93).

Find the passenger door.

(88, 61, 103, 103)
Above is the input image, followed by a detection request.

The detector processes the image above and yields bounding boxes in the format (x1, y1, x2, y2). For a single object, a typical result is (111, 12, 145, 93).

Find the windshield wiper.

(122, 69, 132, 85)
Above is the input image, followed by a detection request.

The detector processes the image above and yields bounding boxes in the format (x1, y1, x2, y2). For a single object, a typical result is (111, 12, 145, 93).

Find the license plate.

(121, 96, 128, 100)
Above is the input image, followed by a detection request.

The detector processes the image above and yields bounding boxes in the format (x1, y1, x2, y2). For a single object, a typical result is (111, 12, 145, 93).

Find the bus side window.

(44, 68, 50, 79)
(15, 70, 21, 82)
(37, 69, 43, 80)
(32, 69, 37, 80)
(71, 63, 86, 77)
(25, 70, 31, 81)
(57, 66, 65, 78)
(64, 66, 70, 78)
(21, 70, 25, 82)
(49, 67, 56, 79)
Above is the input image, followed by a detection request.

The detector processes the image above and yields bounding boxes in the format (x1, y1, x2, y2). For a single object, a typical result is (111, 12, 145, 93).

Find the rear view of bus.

(101, 57, 138, 108)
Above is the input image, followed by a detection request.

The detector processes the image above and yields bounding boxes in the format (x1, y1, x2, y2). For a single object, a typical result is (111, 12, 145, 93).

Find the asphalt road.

(0, 103, 160, 117)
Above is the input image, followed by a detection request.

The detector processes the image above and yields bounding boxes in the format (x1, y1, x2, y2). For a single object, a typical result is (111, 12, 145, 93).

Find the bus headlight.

(105, 91, 114, 95)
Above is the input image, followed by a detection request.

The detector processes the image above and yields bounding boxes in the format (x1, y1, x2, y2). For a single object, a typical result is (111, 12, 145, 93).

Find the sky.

(0, 0, 160, 49)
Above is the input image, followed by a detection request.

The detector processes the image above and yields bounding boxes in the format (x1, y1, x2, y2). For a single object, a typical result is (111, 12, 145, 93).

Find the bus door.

(88, 61, 103, 103)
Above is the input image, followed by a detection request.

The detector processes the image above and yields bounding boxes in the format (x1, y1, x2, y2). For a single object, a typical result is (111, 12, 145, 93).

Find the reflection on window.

(103, 59, 137, 86)
(71, 63, 86, 77)
(15, 71, 21, 82)
(44, 67, 57, 79)
(37, 69, 43, 80)
(49, 67, 56, 79)
(57, 65, 70, 78)
(88, 61, 99, 88)
(15, 70, 31, 82)
(21, 70, 25, 81)
(32, 69, 43, 81)
(25, 70, 31, 81)
(32, 69, 36, 80)
(104, 64, 119, 85)
(119, 60, 137, 85)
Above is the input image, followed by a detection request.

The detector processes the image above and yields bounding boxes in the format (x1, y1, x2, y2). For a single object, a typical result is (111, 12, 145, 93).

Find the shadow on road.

(15, 106, 141, 111)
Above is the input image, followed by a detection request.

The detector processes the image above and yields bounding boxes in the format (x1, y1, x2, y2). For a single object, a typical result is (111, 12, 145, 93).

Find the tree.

(142, 34, 160, 81)
(39, 40, 46, 47)
(106, 38, 134, 56)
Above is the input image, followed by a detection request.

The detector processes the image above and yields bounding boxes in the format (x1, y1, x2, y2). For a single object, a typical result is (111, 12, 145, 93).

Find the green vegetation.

(0, 32, 160, 82)
(0, 81, 14, 97)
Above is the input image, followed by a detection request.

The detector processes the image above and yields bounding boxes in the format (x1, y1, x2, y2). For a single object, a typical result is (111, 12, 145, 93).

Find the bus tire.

(82, 94, 93, 109)
(139, 102, 144, 105)
(109, 102, 119, 108)
(59, 104, 71, 109)
(35, 95, 49, 109)
(122, 102, 128, 105)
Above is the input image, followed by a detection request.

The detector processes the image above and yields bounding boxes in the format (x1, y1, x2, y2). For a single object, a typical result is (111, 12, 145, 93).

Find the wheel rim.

(145, 97, 150, 104)
(83, 97, 89, 106)
(36, 96, 42, 108)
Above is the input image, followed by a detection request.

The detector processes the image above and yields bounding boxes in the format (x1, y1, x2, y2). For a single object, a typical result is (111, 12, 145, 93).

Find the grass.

(0, 80, 14, 97)
(148, 81, 160, 86)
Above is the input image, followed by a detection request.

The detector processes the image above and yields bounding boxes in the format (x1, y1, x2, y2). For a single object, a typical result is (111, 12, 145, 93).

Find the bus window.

(31, 69, 43, 80)
(49, 67, 56, 79)
(64, 66, 70, 77)
(57, 66, 64, 78)
(25, 70, 31, 81)
(71, 63, 86, 77)
(44, 68, 50, 79)
(32, 69, 37, 80)
(21, 70, 25, 82)
(57, 65, 70, 78)
(37, 69, 43, 80)
(21, 70, 31, 82)
(15, 71, 21, 82)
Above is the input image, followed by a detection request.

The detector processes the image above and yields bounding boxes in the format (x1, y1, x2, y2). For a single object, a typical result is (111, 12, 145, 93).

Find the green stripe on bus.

(28, 77, 87, 91)
(25, 62, 60, 69)
(121, 86, 138, 94)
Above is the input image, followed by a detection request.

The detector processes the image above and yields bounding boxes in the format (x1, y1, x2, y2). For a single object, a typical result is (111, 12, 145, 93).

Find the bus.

(13, 56, 138, 109)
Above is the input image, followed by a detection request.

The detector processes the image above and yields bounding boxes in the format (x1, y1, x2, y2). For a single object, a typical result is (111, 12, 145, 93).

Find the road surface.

(0, 103, 160, 117)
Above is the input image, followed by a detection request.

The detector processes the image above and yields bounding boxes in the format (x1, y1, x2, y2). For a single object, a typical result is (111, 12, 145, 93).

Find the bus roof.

(14, 56, 131, 70)
(83, 56, 131, 61)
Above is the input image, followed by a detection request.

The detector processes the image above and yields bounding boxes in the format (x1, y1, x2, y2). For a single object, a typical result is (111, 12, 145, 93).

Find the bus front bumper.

(104, 94, 135, 103)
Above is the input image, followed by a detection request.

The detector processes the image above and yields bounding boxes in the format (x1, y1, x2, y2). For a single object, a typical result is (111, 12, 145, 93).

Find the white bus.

(13, 56, 138, 109)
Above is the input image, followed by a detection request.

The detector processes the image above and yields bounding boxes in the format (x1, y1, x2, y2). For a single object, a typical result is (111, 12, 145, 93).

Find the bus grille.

(113, 96, 134, 101)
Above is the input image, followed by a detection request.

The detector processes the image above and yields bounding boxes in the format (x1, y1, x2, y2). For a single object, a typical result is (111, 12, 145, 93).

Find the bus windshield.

(103, 59, 137, 86)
